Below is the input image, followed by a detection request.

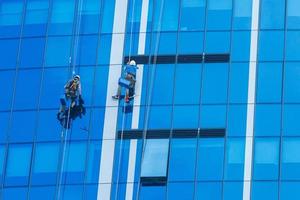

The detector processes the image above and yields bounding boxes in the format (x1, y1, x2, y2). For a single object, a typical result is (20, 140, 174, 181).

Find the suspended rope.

(114, 0, 137, 199)
(135, 0, 166, 198)
(56, 0, 84, 199)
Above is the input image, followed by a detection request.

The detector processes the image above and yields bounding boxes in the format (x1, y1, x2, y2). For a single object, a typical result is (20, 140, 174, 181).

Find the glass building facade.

(1, 0, 300, 199)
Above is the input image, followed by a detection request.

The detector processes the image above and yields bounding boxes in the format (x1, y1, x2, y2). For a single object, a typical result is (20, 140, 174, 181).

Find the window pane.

(197, 138, 224, 180)
(0, 39, 19, 69)
(0, 145, 6, 184)
(206, 0, 232, 30)
(168, 182, 194, 200)
(19, 37, 46, 68)
(231, 31, 251, 62)
(0, 70, 15, 110)
(205, 31, 230, 53)
(258, 31, 284, 61)
(172, 106, 199, 129)
(257, 63, 283, 103)
(174, 64, 202, 105)
(151, 32, 177, 54)
(196, 182, 222, 200)
(229, 63, 249, 103)
(200, 105, 226, 129)
(227, 105, 247, 136)
(100, 0, 115, 33)
(224, 138, 245, 180)
(283, 105, 300, 136)
(148, 106, 172, 129)
(29, 186, 55, 200)
(253, 138, 279, 180)
(13, 69, 42, 110)
(232, 0, 252, 29)
(168, 139, 197, 181)
(255, 105, 281, 136)
(281, 137, 300, 180)
(10, 111, 36, 142)
(178, 32, 203, 54)
(141, 139, 169, 178)
(48, 0, 75, 35)
(280, 182, 300, 200)
(223, 182, 243, 200)
(75, 35, 98, 65)
(86, 141, 101, 183)
(260, 0, 285, 29)
(23, 0, 49, 36)
(139, 186, 166, 200)
(287, 0, 300, 29)
(0, 112, 9, 142)
(201, 64, 229, 104)
(80, 0, 102, 34)
(180, 0, 205, 31)
(284, 63, 300, 103)
(5, 144, 32, 186)
(62, 185, 83, 200)
(285, 31, 300, 61)
(153, 0, 179, 31)
(31, 143, 60, 185)
(45, 36, 72, 67)
(252, 181, 278, 200)
(3, 187, 27, 200)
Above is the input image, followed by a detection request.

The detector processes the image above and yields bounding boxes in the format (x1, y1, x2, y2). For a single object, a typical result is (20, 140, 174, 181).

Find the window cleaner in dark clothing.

(112, 60, 138, 103)
(57, 74, 86, 129)
(64, 74, 82, 108)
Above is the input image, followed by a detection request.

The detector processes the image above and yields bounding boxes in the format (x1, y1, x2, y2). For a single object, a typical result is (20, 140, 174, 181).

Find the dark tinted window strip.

(140, 176, 167, 186)
(117, 128, 225, 139)
(124, 54, 229, 64)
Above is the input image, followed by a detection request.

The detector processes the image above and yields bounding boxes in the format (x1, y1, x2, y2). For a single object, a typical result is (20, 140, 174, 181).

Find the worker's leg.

(113, 85, 122, 99)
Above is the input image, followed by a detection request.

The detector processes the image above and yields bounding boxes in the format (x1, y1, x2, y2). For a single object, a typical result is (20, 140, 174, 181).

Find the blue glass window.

(0, 112, 9, 142)
(23, 0, 49, 36)
(63, 185, 83, 199)
(253, 138, 279, 180)
(168, 182, 194, 200)
(200, 105, 226, 129)
(151, 64, 175, 105)
(223, 182, 243, 200)
(258, 31, 284, 61)
(172, 106, 199, 129)
(0, 0, 24, 38)
(287, 0, 300, 29)
(100, 0, 115, 33)
(174, 64, 201, 105)
(13, 69, 42, 110)
(151, 32, 177, 54)
(232, 0, 252, 29)
(180, 0, 206, 31)
(197, 182, 222, 200)
(39, 67, 69, 109)
(31, 143, 59, 185)
(29, 186, 55, 200)
(126, 0, 142, 33)
(0, 70, 15, 111)
(283, 105, 300, 136)
(93, 66, 109, 107)
(205, 31, 230, 53)
(227, 105, 247, 136)
(280, 182, 300, 200)
(255, 104, 281, 136)
(224, 138, 245, 180)
(0, 39, 19, 69)
(86, 141, 101, 183)
(19, 37, 46, 68)
(80, 0, 102, 34)
(75, 35, 98, 65)
(197, 138, 224, 180)
(231, 31, 251, 62)
(10, 111, 36, 142)
(206, 0, 232, 30)
(252, 181, 278, 200)
(5, 144, 32, 186)
(84, 184, 98, 200)
(168, 139, 197, 181)
(141, 139, 169, 178)
(3, 187, 28, 200)
(229, 63, 249, 103)
(45, 36, 72, 67)
(153, 0, 180, 31)
(257, 63, 283, 103)
(285, 31, 300, 61)
(139, 186, 166, 200)
(0, 145, 5, 184)
(97, 34, 112, 65)
(63, 142, 87, 184)
(48, 0, 75, 35)
(281, 137, 300, 180)
(284, 63, 300, 103)
(148, 106, 171, 129)
(260, 0, 285, 29)
(178, 32, 203, 54)
(201, 64, 229, 104)
(36, 110, 63, 141)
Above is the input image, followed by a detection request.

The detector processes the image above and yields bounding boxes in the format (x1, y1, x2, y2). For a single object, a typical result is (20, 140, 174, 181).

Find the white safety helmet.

(73, 74, 80, 81)
(129, 60, 136, 66)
